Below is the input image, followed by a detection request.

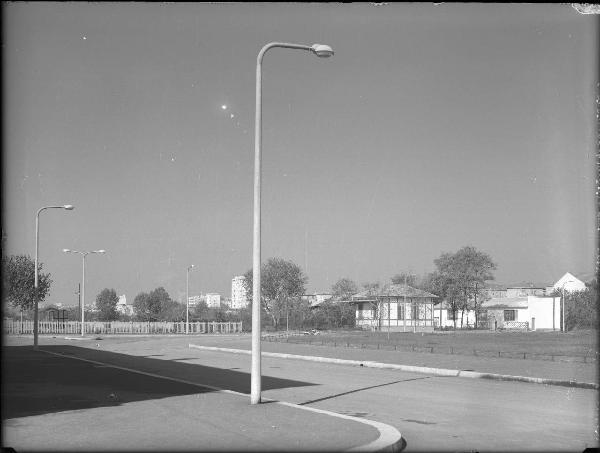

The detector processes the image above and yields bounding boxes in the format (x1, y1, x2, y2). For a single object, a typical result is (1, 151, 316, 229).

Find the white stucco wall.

(526, 296, 561, 330)
(435, 308, 477, 328)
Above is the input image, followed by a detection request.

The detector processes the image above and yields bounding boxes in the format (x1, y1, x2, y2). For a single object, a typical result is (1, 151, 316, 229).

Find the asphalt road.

(184, 343, 597, 451)
(5, 335, 598, 452)
(2, 340, 385, 452)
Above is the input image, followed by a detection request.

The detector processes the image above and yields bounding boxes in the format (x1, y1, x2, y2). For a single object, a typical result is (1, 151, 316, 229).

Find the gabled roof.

(352, 284, 438, 301)
(553, 272, 587, 289)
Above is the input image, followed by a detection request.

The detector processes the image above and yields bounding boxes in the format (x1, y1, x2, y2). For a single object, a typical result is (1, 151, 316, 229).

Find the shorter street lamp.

(186, 264, 195, 334)
(63, 249, 106, 336)
(33, 204, 74, 349)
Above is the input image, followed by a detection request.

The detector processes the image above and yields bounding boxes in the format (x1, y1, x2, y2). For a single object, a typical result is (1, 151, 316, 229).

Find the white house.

(116, 294, 134, 316)
(483, 295, 561, 331)
(552, 272, 587, 293)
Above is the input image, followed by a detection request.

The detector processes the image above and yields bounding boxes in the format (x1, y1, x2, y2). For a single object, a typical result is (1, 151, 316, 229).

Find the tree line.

(3, 249, 597, 331)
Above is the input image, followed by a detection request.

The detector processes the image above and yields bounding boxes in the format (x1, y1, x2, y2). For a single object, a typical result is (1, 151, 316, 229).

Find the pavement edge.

(188, 344, 599, 390)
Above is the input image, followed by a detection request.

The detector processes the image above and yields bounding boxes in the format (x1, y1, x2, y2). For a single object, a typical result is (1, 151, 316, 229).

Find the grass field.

(279, 329, 598, 360)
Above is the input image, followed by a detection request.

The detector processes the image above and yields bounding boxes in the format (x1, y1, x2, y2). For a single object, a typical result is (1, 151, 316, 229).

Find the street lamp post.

(63, 249, 106, 336)
(33, 204, 74, 349)
(186, 264, 195, 334)
(251, 42, 333, 405)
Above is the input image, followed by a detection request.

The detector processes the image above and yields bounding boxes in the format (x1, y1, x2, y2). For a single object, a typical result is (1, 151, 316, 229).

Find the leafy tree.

(133, 287, 177, 321)
(551, 279, 597, 331)
(190, 301, 209, 320)
(243, 257, 307, 330)
(331, 278, 358, 300)
(327, 278, 358, 327)
(433, 246, 496, 328)
(95, 288, 119, 321)
(2, 254, 52, 310)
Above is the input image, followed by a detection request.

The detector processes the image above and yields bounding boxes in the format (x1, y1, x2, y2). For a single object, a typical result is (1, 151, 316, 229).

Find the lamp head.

(311, 44, 334, 58)
(95, 250, 106, 254)
(62, 248, 71, 253)
(63, 205, 74, 210)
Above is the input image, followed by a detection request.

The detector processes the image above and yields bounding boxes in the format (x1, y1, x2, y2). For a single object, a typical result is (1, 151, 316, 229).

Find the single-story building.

(350, 284, 438, 332)
(483, 295, 561, 331)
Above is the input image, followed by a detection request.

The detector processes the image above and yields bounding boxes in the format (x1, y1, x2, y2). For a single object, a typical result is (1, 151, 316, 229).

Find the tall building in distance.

(231, 276, 248, 309)
(188, 295, 204, 307)
(205, 293, 221, 308)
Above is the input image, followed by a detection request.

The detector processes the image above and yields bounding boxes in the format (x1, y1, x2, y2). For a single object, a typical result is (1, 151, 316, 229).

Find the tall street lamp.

(251, 42, 333, 405)
(33, 204, 74, 349)
(63, 248, 106, 336)
(186, 264, 195, 334)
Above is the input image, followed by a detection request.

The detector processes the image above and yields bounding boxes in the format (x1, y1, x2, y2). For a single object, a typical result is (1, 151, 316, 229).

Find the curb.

(188, 344, 599, 390)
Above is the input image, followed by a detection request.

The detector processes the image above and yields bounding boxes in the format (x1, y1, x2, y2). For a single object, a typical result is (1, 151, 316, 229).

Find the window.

(504, 310, 516, 321)
(447, 309, 456, 320)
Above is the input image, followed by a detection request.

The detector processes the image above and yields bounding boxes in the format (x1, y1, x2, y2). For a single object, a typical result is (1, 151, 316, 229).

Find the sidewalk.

(2, 340, 401, 452)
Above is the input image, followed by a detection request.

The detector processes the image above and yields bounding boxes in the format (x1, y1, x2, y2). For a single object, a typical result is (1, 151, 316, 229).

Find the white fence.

(3, 320, 243, 335)
(503, 321, 529, 330)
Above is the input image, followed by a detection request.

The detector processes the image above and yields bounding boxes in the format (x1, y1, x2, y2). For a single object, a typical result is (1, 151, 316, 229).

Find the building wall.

(188, 295, 204, 307)
(506, 287, 545, 297)
(435, 308, 478, 328)
(206, 293, 221, 308)
(526, 296, 561, 330)
(483, 289, 507, 298)
(231, 276, 248, 309)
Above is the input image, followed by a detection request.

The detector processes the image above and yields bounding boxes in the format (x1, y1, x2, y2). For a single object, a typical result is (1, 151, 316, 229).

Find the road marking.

(188, 344, 599, 390)
(39, 349, 403, 452)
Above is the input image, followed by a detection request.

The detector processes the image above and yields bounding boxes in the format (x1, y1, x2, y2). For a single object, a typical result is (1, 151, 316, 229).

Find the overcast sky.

(2, 3, 597, 307)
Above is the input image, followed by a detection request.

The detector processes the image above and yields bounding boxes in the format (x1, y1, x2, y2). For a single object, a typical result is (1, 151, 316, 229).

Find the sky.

(2, 3, 598, 308)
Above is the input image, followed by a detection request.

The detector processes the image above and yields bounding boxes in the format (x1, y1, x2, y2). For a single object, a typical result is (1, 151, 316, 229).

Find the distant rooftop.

(352, 284, 438, 300)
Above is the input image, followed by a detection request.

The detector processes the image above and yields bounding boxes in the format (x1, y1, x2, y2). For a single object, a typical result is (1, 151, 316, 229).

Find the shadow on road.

(1, 345, 316, 419)
(299, 376, 431, 405)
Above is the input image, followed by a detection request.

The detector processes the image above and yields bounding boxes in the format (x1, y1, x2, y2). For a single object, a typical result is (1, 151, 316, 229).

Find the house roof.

(481, 297, 529, 309)
(483, 283, 507, 291)
(553, 272, 588, 288)
(351, 284, 438, 301)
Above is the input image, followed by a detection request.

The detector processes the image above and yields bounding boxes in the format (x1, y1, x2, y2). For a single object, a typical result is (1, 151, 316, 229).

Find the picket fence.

(3, 320, 243, 335)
